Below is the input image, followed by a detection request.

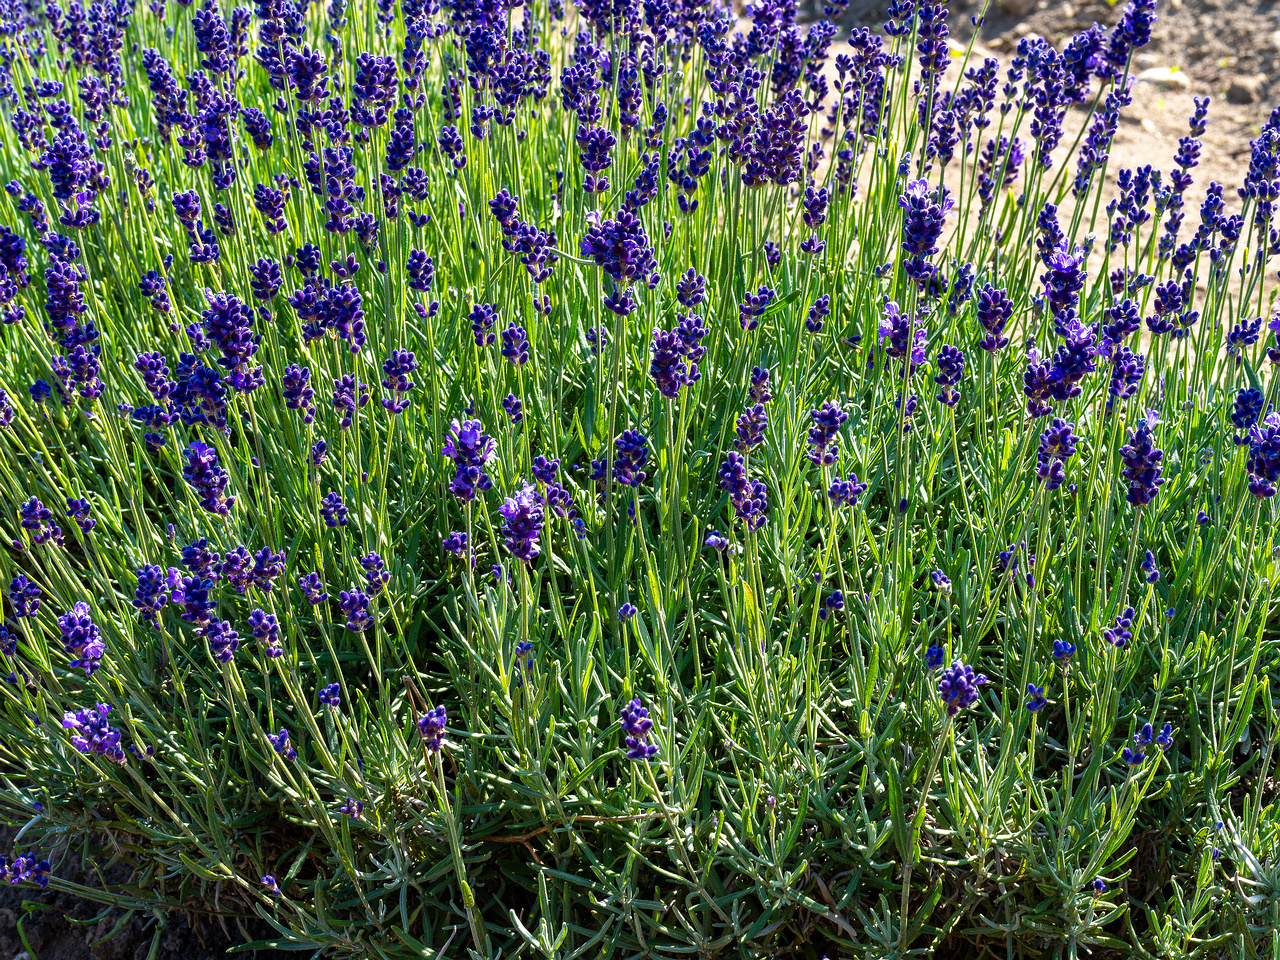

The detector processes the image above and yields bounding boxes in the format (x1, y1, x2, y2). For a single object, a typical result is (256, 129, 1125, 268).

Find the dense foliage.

(0, 0, 1276, 954)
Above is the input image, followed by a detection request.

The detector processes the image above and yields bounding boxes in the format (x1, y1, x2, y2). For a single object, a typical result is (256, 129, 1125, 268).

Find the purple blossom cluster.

(62, 702, 126, 764)
(619, 697, 657, 760)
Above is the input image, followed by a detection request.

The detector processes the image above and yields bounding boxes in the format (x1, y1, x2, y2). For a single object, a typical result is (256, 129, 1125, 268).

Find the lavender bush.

(0, 0, 1275, 953)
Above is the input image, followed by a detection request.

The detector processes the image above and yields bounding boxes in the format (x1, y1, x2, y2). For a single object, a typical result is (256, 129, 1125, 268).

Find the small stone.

(1013, 22, 1032, 37)
(1136, 67, 1191, 91)
(1135, 53, 1160, 69)
(1226, 75, 1266, 105)
(996, 0, 1035, 15)
(1141, 118, 1158, 134)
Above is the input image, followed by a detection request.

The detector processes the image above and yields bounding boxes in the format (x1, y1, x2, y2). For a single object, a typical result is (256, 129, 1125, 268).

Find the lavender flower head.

(338, 798, 364, 820)
(879, 300, 928, 374)
(1025, 683, 1047, 713)
(194, 610, 237, 660)
(975, 284, 1013, 352)
(65, 498, 94, 534)
(1104, 606, 1135, 648)
(937, 660, 988, 716)
(133, 565, 170, 628)
(339, 589, 372, 633)
(934, 345, 965, 406)
(705, 530, 730, 551)
(248, 608, 283, 657)
(8, 575, 42, 619)
(380, 350, 416, 413)
(443, 418, 496, 501)
(298, 571, 328, 605)
(320, 492, 349, 528)
(619, 697, 658, 760)
(1246, 411, 1280, 498)
(898, 178, 953, 287)
(1120, 421, 1166, 506)
(62, 703, 126, 764)
(58, 601, 105, 675)
(417, 704, 447, 752)
(829, 474, 869, 508)
(18, 497, 59, 545)
(499, 482, 545, 562)
(267, 728, 297, 760)
(806, 401, 848, 465)
(0, 852, 51, 888)
(612, 430, 650, 487)
(182, 441, 235, 515)
(1035, 418, 1079, 491)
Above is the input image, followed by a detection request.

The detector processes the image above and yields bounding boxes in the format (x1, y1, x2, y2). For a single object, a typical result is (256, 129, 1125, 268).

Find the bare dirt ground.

(0, 825, 293, 960)
(957, 0, 1279, 212)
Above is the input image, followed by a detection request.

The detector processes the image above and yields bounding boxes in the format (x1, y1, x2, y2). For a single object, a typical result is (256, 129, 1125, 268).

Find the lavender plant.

(0, 0, 1274, 954)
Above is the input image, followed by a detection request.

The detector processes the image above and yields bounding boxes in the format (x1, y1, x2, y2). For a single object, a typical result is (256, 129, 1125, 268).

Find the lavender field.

(0, 0, 1275, 955)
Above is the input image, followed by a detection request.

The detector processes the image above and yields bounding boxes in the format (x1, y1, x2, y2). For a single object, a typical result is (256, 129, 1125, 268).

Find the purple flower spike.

(204, 619, 240, 663)
(933, 345, 965, 406)
(65, 498, 94, 534)
(1, 851, 52, 888)
(443, 418, 496, 501)
(58, 602, 104, 675)
(248, 608, 283, 657)
(975, 285, 1013, 352)
(612, 430, 650, 487)
(1103, 607, 1134, 648)
(339, 589, 372, 633)
(182, 441, 235, 516)
(579, 208, 658, 292)
(1025, 684, 1047, 713)
(619, 697, 658, 760)
(417, 704, 447, 752)
(937, 660, 988, 716)
(298, 572, 328, 606)
(1247, 412, 1280, 498)
(321, 492, 349, 528)
(380, 350, 417, 413)
(806, 401, 848, 466)
(267, 728, 297, 761)
(879, 300, 927, 374)
(338, 797, 364, 820)
(498, 482, 544, 563)
(1120, 422, 1166, 506)
(898, 178, 953, 288)
(62, 703, 126, 764)
(18, 497, 58, 545)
